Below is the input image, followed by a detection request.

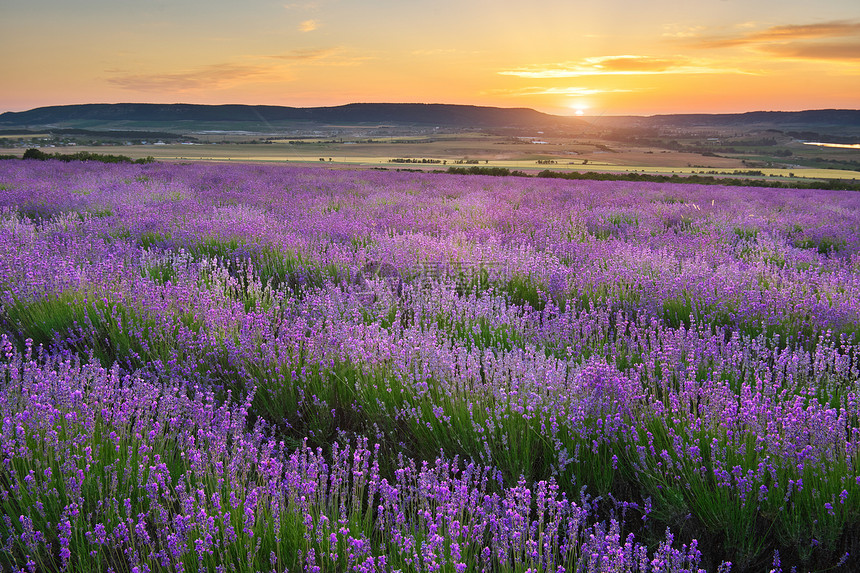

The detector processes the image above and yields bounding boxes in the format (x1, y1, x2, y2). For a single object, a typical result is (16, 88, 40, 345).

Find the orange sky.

(1, 0, 858, 116)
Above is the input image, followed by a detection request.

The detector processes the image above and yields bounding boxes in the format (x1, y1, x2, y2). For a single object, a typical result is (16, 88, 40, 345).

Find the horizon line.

(2, 101, 859, 119)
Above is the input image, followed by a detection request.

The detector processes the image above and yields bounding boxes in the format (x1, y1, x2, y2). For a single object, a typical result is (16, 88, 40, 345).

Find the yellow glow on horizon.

(568, 100, 590, 116)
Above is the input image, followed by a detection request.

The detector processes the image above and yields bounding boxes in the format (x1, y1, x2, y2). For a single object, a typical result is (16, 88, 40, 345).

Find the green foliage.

(21, 148, 155, 164)
(499, 274, 546, 310)
(22, 148, 47, 160)
(138, 230, 172, 249)
(445, 164, 860, 190)
(16, 203, 55, 223)
(535, 169, 860, 191)
(142, 261, 177, 284)
(733, 226, 758, 241)
(78, 207, 113, 219)
(447, 166, 529, 177)
(793, 236, 846, 254)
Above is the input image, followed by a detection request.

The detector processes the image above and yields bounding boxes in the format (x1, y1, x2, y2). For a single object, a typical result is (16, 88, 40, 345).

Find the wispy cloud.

(742, 21, 859, 44)
(411, 48, 460, 56)
(271, 48, 338, 61)
(491, 86, 636, 97)
(499, 55, 742, 78)
(662, 24, 706, 39)
(107, 64, 269, 92)
(693, 20, 860, 61)
(268, 47, 371, 66)
(299, 19, 319, 32)
(759, 42, 860, 61)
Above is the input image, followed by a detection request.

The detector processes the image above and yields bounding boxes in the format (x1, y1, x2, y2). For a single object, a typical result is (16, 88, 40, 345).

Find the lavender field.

(0, 160, 859, 572)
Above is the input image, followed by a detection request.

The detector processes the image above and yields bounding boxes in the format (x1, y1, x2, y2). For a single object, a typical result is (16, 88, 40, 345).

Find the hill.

(0, 103, 584, 131)
(4, 103, 858, 138)
(646, 109, 860, 128)
(592, 109, 860, 133)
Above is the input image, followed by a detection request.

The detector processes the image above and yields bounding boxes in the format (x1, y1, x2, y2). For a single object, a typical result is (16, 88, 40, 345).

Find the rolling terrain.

(2, 103, 858, 183)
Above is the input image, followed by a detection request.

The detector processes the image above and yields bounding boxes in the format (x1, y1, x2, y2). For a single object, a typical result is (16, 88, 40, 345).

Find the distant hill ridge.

(647, 109, 860, 127)
(2, 103, 858, 132)
(0, 103, 578, 129)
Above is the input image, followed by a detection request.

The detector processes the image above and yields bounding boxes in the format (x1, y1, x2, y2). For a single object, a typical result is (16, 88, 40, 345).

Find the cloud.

(662, 24, 706, 39)
(492, 86, 636, 97)
(498, 55, 740, 78)
(107, 64, 269, 92)
(299, 19, 318, 32)
(272, 48, 337, 61)
(268, 47, 371, 67)
(759, 42, 860, 61)
(746, 21, 860, 42)
(692, 20, 860, 61)
(411, 48, 460, 56)
(591, 56, 680, 72)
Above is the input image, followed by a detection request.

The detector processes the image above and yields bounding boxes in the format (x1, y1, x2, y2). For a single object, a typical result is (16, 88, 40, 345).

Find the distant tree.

(23, 148, 49, 160)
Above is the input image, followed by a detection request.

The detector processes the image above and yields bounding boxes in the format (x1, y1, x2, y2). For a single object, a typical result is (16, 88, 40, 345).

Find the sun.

(568, 101, 589, 116)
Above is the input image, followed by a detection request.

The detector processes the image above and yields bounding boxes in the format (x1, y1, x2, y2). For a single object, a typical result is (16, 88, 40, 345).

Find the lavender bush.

(0, 159, 858, 571)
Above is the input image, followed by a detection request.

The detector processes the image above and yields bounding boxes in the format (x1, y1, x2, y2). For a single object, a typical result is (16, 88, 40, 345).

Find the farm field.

(1, 159, 859, 571)
(6, 141, 859, 184)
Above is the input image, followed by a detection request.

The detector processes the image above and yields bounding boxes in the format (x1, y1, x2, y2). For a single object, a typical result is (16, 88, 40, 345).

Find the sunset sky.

(1, 0, 858, 116)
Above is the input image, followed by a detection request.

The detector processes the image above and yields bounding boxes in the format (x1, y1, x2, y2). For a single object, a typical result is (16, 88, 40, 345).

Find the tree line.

(443, 165, 860, 191)
(18, 148, 154, 164)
